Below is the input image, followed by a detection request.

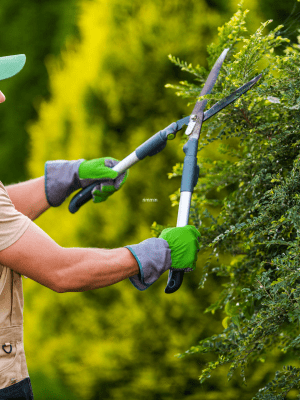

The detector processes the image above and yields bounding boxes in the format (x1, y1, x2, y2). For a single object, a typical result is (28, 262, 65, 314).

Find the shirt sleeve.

(0, 181, 31, 252)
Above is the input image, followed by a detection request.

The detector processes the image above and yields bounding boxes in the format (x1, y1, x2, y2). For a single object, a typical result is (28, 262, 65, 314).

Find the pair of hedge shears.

(69, 48, 261, 294)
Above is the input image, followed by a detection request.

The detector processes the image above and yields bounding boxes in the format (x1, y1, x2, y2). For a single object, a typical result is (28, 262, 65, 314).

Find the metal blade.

(185, 48, 229, 136)
(197, 48, 229, 108)
(202, 73, 262, 124)
(176, 73, 262, 132)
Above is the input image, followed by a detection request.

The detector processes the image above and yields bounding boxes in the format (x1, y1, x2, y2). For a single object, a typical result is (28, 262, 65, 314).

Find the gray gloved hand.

(45, 157, 128, 207)
(125, 225, 200, 291)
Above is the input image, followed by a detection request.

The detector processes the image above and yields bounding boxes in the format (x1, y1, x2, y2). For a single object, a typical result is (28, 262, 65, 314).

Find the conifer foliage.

(155, 3, 300, 398)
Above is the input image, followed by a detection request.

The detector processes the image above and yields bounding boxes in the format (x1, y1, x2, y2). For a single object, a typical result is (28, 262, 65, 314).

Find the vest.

(0, 267, 29, 388)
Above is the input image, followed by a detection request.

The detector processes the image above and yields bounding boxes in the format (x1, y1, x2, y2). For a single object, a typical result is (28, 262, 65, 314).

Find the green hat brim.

(0, 54, 26, 81)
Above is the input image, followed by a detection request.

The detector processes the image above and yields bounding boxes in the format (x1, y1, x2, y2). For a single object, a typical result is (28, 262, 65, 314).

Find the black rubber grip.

(164, 270, 184, 294)
(69, 182, 98, 214)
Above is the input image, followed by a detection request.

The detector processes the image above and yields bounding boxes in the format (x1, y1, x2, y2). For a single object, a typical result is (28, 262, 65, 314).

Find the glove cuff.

(45, 159, 84, 207)
(125, 238, 171, 291)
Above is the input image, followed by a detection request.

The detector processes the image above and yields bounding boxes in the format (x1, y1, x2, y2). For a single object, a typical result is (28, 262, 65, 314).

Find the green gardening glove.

(125, 225, 200, 291)
(159, 225, 200, 271)
(78, 157, 129, 203)
(45, 157, 129, 207)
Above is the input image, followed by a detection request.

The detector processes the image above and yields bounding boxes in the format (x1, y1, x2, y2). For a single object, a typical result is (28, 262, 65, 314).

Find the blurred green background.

(0, 0, 300, 398)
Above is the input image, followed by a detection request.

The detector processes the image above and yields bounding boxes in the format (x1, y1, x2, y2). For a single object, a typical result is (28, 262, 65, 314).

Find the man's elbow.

(52, 283, 65, 293)
(52, 269, 67, 293)
(41, 274, 66, 293)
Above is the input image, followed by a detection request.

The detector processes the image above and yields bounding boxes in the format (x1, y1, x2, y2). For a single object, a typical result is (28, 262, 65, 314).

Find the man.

(0, 54, 200, 400)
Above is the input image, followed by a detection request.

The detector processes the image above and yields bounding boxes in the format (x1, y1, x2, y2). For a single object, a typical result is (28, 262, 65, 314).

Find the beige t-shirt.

(0, 180, 31, 254)
(0, 181, 32, 388)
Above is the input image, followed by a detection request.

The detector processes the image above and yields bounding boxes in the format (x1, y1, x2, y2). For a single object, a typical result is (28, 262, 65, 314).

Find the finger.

(189, 225, 201, 238)
(93, 193, 110, 203)
(104, 157, 120, 168)
(101, 183, 116, 193)
(114, 172, 128, 190)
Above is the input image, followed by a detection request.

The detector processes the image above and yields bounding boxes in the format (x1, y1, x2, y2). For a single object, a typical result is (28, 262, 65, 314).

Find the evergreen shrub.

(152, 3, 300, 398)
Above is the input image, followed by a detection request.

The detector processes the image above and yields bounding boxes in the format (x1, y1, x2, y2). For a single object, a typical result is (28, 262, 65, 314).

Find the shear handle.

(69, 122, 179, 214)
(165, 139, 200, 294)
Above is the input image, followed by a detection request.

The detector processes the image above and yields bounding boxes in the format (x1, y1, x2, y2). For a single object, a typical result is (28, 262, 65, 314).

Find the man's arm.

(5, 176, 50, 220)
(58, 246, 139, 292)
(0, 221, 139, 293)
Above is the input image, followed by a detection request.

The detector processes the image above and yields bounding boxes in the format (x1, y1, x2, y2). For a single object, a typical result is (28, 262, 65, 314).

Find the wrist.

(125, 238, 171, 291)
(45, 159, 84, 207)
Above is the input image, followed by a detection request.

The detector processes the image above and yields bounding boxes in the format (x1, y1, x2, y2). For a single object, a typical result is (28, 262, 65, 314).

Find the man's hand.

(158, 225, 200, 271)
(124, 225, 201, 291)
(45, 157, 129, 207)
(78, 158, 129, 203)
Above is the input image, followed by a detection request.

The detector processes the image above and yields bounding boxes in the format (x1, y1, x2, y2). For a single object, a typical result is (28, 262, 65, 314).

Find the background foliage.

(162, 2, 300, 399)
(1, 0, 300, 398)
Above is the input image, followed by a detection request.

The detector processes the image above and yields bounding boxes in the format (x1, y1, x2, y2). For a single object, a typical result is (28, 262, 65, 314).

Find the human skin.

(6, 177, 51, 220)
(0, 90, 5, 103)
(0, 89, 140, 293)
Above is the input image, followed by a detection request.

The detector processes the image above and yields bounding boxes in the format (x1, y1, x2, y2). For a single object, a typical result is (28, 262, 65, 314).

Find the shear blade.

(185, 48, 229, 138)
(177, 73, 262, 134)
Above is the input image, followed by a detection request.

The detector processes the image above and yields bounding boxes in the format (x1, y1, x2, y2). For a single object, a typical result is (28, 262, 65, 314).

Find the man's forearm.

(57, 247, 140, 292)
(6, 176, 51, 220)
